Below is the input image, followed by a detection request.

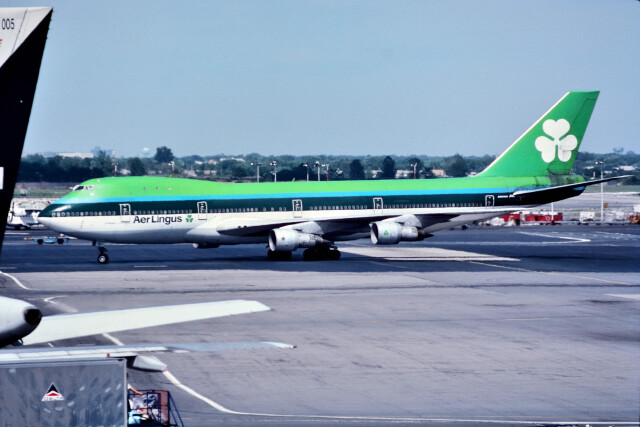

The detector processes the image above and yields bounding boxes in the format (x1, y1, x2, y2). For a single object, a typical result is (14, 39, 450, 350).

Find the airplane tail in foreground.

(0, 7, 52, 256)
(477, 91, 599, 178)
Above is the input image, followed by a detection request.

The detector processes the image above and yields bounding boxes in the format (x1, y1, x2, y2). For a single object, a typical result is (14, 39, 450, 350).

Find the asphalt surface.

(1, 224, 639, 426)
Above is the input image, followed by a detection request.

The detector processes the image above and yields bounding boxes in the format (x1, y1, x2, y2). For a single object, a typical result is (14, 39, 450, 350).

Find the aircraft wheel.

(57, 239, 64, 244)
(303, 249, 318, 261)
(36, 239, 43, 245)
(267, 250, 292, 261)
(328, 249, 341, 260)
(97, 253, 109, 264)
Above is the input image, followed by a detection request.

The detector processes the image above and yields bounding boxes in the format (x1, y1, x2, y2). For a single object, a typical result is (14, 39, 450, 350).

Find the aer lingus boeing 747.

(38, 91, 623, 264)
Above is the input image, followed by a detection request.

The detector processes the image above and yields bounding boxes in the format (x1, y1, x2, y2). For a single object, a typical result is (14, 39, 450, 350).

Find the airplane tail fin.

(0, 7, 52, 256)
(477, 91, 599, 178)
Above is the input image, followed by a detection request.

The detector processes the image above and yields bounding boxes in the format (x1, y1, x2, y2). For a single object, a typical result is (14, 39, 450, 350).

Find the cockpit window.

(72, 185, 84, 191)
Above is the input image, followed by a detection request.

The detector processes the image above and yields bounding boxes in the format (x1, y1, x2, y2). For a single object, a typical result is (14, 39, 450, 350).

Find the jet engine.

(370, 222, 420, 245)
(0, 297, 42, 348)
(269, 229, 326, 252)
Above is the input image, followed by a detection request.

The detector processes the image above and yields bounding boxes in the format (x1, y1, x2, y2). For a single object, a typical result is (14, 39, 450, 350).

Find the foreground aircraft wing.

(0, 296, 293, 371)
(0, 341, 294, 371)
(22, 299, 271, 345)
(1, 341, 293, 361)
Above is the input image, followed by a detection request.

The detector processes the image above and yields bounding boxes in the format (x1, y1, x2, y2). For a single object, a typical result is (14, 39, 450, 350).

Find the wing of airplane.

(0, 341, 294, 371)
(208, 206, 518, 255)
(0, 296, 294, 370)
(513, 176, 632, 199)
(21, 299, 272, 345)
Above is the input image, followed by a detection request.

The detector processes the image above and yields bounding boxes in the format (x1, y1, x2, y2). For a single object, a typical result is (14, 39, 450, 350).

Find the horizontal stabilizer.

(0, 341, 294, 365)
(22, 300, 271, 345)
(513, 176, 631, 196)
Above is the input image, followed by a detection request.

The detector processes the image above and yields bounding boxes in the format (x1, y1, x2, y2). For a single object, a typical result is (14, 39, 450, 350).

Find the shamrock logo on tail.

(185, 214, 194, 223)
(535, 119, 578, 163)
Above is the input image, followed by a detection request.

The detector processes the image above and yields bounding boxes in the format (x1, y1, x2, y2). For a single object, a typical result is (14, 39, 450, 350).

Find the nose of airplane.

(36, 204, 57, 229)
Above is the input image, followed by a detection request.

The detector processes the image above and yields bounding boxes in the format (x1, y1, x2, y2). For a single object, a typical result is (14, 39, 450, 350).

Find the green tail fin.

(478, 91, 599, 178)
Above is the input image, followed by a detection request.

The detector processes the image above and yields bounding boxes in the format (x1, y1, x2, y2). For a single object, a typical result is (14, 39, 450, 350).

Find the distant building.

(91, 146, 116, 157)
(395, 169, 412, 178)
(431, 169, 447, 177)
(59, 152, 93, 159)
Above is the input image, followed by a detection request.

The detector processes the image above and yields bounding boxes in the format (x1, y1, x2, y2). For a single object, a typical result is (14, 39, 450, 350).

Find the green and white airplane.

(38, 91, 621, 264)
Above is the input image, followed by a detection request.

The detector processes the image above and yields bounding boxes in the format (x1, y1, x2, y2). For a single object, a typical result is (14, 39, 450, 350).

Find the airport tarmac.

(1, 224, 639, 426)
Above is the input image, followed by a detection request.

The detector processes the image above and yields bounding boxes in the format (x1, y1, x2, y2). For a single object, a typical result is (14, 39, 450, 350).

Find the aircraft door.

(292, 199, 303, 218)
(197, 201, 208, 220)
(373, 197, 383, 215)
(485, 195, 495, 207)
(120, 203, 131, 222)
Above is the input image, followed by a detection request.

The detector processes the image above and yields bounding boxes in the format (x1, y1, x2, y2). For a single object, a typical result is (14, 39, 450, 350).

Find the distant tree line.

(17, 146, 640, 185)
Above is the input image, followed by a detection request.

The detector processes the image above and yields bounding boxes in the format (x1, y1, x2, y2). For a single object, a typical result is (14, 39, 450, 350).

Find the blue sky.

(9, 0, 640, 158)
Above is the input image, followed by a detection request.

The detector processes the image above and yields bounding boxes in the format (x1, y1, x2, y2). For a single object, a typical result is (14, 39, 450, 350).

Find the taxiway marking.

(518, 231, 591, 243)
(467, 261, 633, 286)
(607, 294, 640, 301)
(161, 370, 636, 425)
(340, 247, 518, 262)
(0, 270, 29, 289)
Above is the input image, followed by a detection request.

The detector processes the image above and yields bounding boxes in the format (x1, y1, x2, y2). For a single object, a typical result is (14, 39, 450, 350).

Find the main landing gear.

(266, 245, 341, 261)
(303, 246, 341, 261)
(94, 242, 109, 264)
(267, 250, 292, 261)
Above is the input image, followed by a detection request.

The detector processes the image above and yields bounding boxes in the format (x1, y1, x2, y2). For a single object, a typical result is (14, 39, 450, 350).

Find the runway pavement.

(1, 224, 639, 426)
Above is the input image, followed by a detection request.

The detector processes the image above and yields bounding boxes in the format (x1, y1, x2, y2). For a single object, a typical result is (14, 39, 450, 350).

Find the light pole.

(112, 162, 118, 177)
(168, 161, 174, 178)
(270, 161, 277, 183)
(410, 162, 417, 179)
(303, 163, 309, 181)
(322, 163, 329, 181)
(595, 160, 604, 222)
(250, 162, 261, 183)
(315, 161, 321, 181)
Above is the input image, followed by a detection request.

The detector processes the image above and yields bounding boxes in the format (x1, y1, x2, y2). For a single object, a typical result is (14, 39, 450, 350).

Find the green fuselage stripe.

(39, 175, 585, 218)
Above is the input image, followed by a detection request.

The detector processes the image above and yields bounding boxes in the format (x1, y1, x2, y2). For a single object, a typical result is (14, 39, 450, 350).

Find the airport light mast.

(303, 163, 309, 181)
(322, 164, 330, 181)
(595, 160, 604, 222)
(251, 162, 261, 183)
(315, 161, 321, 181)
(270, 161, 277, 183)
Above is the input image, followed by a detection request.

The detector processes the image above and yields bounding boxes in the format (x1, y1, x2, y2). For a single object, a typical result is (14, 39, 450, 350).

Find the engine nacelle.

(269, 229, 325, 252)
(0, 296, 42, 348)
(370, 222, 419, 245)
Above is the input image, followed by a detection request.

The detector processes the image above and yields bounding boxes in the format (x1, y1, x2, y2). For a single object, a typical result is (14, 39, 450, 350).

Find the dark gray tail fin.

(0, 7, 52, 256)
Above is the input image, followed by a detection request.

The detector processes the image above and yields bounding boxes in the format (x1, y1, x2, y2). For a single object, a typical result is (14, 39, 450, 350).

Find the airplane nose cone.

(36, 204, 56, 229)
(37, 216, 51, 227)
(24, 308, 43, 326)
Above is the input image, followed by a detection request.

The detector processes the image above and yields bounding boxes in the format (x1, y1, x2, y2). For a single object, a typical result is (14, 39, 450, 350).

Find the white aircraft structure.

(6, 202, 42, 229)
(0, 295, 293, 371)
